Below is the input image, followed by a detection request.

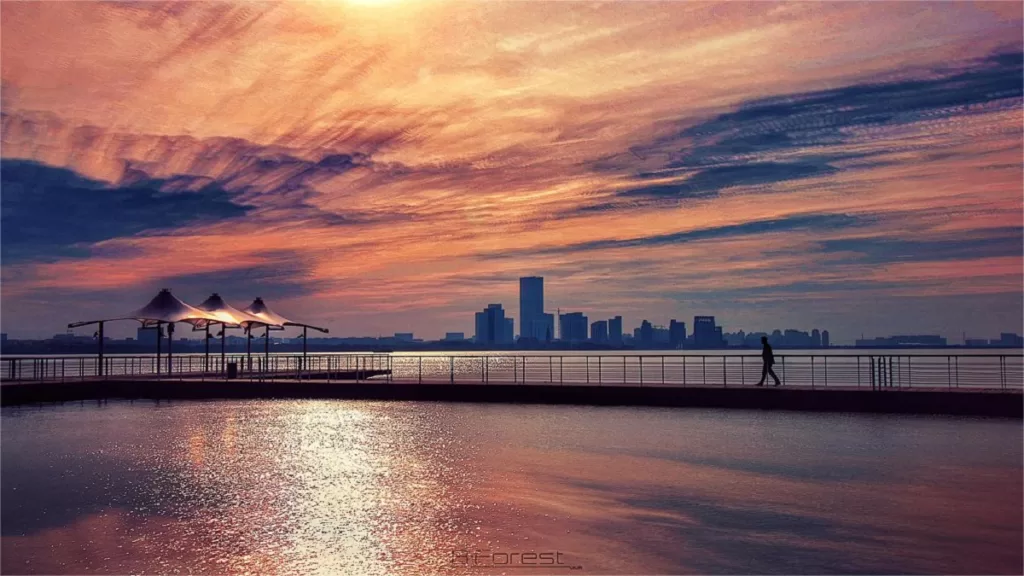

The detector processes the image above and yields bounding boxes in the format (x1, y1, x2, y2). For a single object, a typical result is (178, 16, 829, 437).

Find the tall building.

(591, 320, 608, 343)
(504, 318, 514, 343)
(693, 316, 719, 348)
(821, 330, 830, 348)
(538, 313, 554, 342)
(474, 304, 510, 346)
(669, 320, 686, 348)
(609, 316, 623, 344)
(559, 312, 588, 342)
(519, 277, 545, 340)
(811, 329, 821, 348)
(638, 320, 654, 347)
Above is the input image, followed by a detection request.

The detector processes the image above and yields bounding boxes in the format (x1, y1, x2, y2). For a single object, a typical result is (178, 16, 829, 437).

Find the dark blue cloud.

(592, 49, 1023, 203)
(485, 214, 868, 259)
(151, 255, 319, 303)
(1, 159, 253, 263)
(819, 227, 1024, 264)
(621, 162, 839, 199)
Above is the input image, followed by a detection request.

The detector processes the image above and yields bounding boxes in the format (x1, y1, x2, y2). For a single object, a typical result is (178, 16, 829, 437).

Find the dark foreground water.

(2, 401, 1021, 575)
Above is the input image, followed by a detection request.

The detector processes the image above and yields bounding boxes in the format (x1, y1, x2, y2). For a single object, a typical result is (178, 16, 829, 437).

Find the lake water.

(2, 400, 1021, 574)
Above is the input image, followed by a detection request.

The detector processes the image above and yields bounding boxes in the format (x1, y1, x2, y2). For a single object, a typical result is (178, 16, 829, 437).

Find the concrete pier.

(1, 378, 1019, 417)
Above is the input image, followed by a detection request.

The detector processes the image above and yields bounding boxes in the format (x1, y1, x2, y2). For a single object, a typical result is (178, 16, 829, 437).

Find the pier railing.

(1, 353, 392, 384)
(389, 353, 1023, 391)
(2, 352, 1021, 391)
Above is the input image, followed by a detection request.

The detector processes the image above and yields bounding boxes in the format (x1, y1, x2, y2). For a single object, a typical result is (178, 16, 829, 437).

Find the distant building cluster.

(3, 278, 1022, 353)
(465, 276, 834, 350)
(965, 333, 1024, 348)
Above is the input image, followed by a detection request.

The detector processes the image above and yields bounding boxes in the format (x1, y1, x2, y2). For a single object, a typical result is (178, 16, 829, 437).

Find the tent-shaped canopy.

(69, 288, 220, 329)
(244, 297, 329, 334)
(196, 293, 275, 329)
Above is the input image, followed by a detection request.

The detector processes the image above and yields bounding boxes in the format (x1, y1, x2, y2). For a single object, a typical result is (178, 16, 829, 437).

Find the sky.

(1, 1, 1022, 343)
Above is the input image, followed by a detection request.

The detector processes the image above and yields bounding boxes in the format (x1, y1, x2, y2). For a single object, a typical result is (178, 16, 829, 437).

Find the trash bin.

(227, 362, 238, 379)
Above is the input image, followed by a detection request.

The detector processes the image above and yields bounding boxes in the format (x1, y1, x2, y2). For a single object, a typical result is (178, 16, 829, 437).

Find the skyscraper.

(693, 316, 719, 348)
(821, 330, 830, 348)
(811, 328, 821, 348)
(475, 304, 509, 346)
(559, 312, 588, 342)
(609, 316, 623, 344)
(591, 320, 608, 342)
(519, 277, 544, 340)
(639, 320, 654, 346)
(669, 320, 687, 348)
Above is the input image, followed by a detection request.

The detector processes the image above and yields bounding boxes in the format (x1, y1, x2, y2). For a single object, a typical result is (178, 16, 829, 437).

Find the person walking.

(756, 336, 781, 386)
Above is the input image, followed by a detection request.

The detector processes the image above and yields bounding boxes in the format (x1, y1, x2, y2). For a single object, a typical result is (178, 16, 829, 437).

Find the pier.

(1, 352, 1020, 416)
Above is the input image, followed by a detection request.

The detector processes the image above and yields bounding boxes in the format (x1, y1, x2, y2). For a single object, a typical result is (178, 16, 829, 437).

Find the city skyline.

(1, 2, 1022, 343)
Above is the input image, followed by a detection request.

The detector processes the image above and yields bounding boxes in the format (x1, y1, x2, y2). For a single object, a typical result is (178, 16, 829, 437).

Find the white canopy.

(242, 297, 329, 334)
(196, 293, 275, 329)
(242, 297, 292, 329)
(69, 288, 219, 329)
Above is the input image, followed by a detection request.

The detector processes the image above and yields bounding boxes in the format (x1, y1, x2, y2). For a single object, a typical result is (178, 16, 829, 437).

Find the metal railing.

(386, 353, 1022, 391)
(1, 353, 392, 384)
(2, 352, 1021, 391)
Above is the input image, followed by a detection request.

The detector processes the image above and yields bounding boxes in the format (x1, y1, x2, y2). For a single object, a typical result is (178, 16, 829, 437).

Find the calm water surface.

(2, 401, 1021, 575)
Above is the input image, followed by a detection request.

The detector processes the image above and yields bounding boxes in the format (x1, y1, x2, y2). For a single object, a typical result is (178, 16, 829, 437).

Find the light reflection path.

(1, 401, 1021, 575)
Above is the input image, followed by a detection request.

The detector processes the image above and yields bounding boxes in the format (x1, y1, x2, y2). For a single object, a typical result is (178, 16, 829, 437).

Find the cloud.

(488, 214, 869, 258)
(819, 228, 1024, 264)
(597, 49, 1023, 203)
(0, 159, 253, 263)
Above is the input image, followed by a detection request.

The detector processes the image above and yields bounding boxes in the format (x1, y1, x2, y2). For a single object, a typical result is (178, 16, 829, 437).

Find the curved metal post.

(264, 325, 270, 374)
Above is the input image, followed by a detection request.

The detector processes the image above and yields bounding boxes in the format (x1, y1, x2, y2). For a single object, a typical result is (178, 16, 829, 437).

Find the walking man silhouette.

(756, 336, 781, 386)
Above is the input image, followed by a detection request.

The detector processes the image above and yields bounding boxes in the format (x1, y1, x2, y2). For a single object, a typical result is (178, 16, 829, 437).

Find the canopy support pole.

(156, 322, 162, 376)
(265, 325, 270, 374)
(204, 325, 210, 373)
(167, 323, 174, 376)
(221, 326, 226, 376)
(97, 321, 105, 377)
(247, 328, 252, 373)
(303, 326, 308, 372)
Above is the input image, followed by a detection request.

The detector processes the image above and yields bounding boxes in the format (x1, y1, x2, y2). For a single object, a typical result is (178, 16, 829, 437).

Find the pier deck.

(2, 377, 1019, 417)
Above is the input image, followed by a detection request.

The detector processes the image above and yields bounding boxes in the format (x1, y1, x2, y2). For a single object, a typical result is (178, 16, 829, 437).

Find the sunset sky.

(1, 1, 1022, 342)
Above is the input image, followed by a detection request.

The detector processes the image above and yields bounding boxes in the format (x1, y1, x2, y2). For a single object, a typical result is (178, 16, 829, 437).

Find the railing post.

(824, 356, 828, 387)
(811, 356, 815, 389)
(560, 356, 563, 385)
(741, 356, 745, 386)
(623, 356, 626, 384)
(662, 356, 665, 385)
(550, 357, 554, 383)
(586, 357, 589, 384)
(682, 356, 686, 387)
(598, 356, 602, 385)
(782, 356, 786, 386)
(702, 356, 706, 386)
(723, 356, 727, 387)
(450, 356, 454, 384)
(639, 356, 643, 387)
(419, 357, 422, 384)
(955, 356, 959, 387)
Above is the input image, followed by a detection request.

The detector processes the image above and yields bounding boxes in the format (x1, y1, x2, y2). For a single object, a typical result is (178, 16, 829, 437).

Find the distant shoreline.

(2, 344, 1023, 356)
